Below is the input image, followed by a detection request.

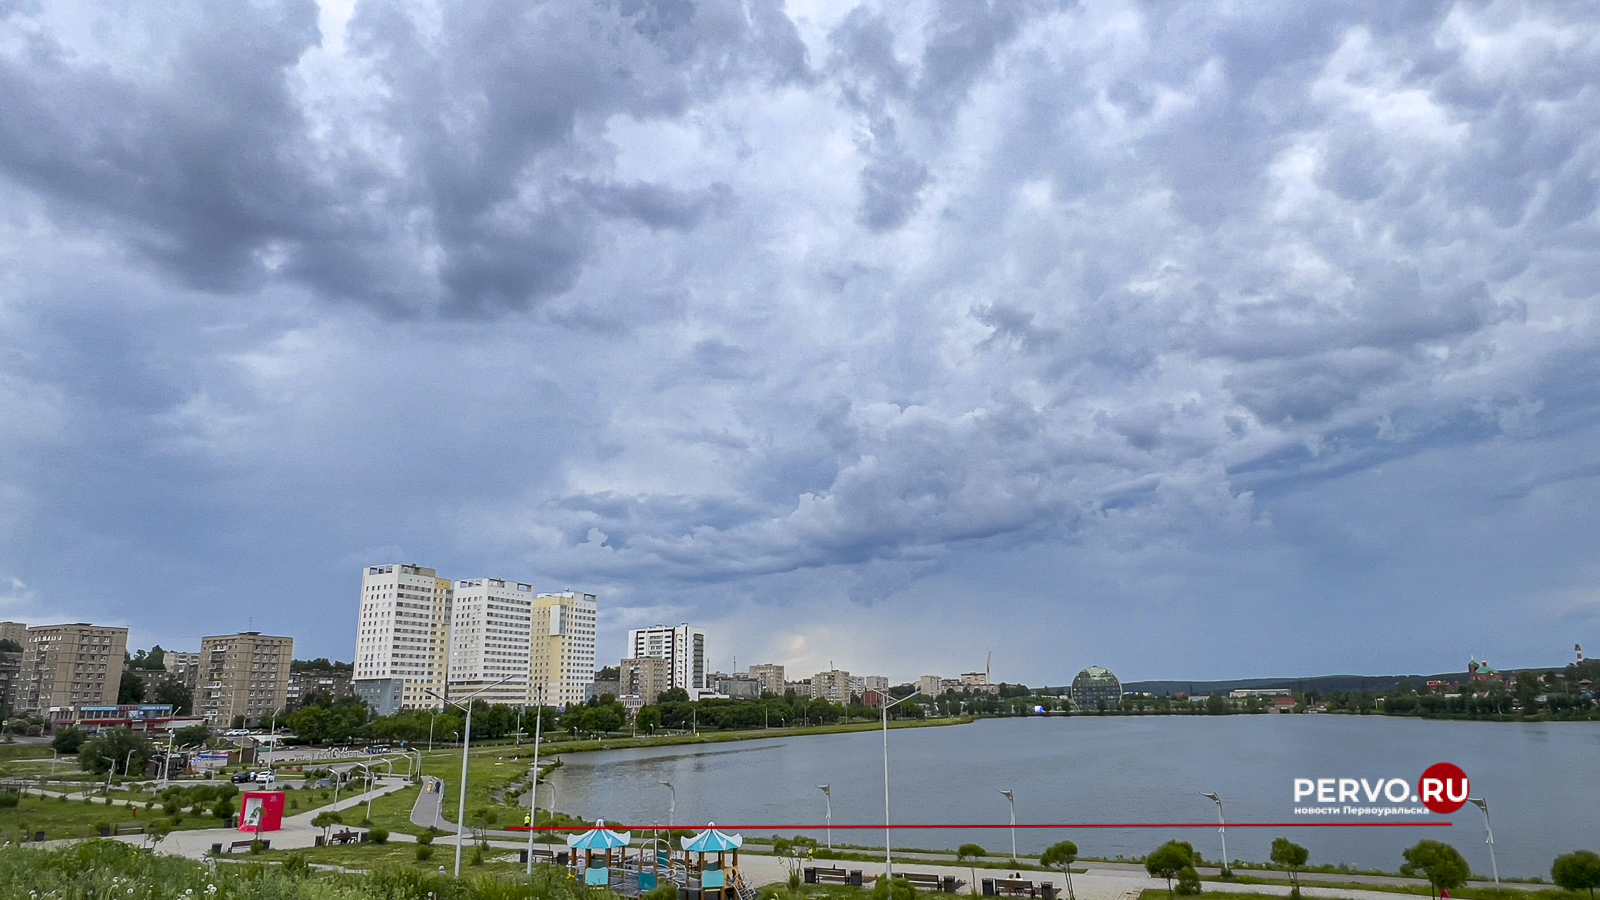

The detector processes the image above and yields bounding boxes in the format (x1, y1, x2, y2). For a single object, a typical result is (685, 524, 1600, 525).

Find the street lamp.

(660, 780, 676, 828)
(526, 684, 546, 877)
(425, 673, 518, 878)
(817, 785, 832, 850)
(1468, 797, 1500, 888)
(999, 789, 1016, 861)
(869, 687, 920, 879)
(1200, 792, 1231, 877)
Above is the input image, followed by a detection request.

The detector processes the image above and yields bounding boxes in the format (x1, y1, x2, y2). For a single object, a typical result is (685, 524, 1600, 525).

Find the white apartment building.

(812, 669, 852, 703)
(449, 577, 534, 707)
(626, 624, 706, 692)
(355, 564, 453, 710)
(530, 591, 598, 710)
(918, 675, 943, 697)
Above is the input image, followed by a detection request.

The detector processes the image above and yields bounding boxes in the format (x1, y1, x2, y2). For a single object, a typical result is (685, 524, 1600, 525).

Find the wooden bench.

(213, 838, 267, 854)
(990, 879, 1053, 898)
(111, 823, 145, 836)
(899, 873, 947, 892)
(329, 829, 363, 845)
(807, 866, 857, 885)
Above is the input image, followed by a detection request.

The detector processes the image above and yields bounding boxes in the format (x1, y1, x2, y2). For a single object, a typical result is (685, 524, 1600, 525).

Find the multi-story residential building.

(198, 632, 294, 727)
(162, 651, 202, 690)
(529, 591, 598, 710)
(811, 669, 852, 704)
(287, 667, 354, 709)
(355, 564, 453, 710)
(0, 621, 28, 647)
(619, 655, 670, 705)
(861, 675, 890, 694)
(717, 675, 761, 699)
(449, 577, 535, 707)
(748, 664, 784, 697)
(0, 649, 22, 716)
(18, 623, 129, 714)
(918, 675, 944, 698)
(626, 624, 706, 693)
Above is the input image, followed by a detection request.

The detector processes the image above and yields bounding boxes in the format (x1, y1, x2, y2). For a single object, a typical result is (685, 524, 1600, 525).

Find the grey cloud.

(581, 180, 734, 231)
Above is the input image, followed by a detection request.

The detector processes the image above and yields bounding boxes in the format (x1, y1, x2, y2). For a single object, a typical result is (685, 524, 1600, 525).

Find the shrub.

(250, 839, 265, 854)
(469, 843, 486, 866)
(416, 832, 434, 846)
(282, 853, 313, 878)
(1176, 866, 1202, 895)
(0, 793, 18, 809)
(871, 876, 917, 900)
(415, 845, 435, 862)
(369, 827, 389, 844)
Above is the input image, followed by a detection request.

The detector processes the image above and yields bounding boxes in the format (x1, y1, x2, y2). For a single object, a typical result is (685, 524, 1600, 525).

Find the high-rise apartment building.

(163, 651, 202, 691)
(619, 655, 670, 705)
(198, 632, 293, 726)
(18, 623, 128, 714)
(355, 564, 453, 710)
(626, 624, 706, 693)
(0, 621, 28, 647)
(918, 675, 943, 698)
(811, 669, 852, 704)
(529, 591, 597, 709)
(449, 577, 534, 707)
(748, 663, 785, 697)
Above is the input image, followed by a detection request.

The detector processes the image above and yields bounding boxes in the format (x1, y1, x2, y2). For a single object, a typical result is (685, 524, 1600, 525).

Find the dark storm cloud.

(3, 0, 1600, 678)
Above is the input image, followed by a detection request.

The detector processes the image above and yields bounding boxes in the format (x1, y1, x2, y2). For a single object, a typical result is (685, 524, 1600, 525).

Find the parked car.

(253, 771, 276, 785)
(231, 771, 256, 784)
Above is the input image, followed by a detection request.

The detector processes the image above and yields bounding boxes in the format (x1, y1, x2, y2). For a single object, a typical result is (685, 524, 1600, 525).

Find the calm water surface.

(548, 716, 1600, 877)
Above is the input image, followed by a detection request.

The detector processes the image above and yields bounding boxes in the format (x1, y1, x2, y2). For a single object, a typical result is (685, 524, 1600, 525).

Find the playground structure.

(563, 820, 756, 900)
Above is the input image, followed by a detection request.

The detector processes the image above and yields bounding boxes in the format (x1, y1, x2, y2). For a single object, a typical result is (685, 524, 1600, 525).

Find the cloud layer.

(2, 0, 1599, 681)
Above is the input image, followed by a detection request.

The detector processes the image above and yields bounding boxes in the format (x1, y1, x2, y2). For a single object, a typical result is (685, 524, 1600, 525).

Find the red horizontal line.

(508, 822, 1449, 831)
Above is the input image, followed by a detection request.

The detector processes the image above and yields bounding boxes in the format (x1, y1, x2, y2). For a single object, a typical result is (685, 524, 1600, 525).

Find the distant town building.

(940, 678, 965, 694)
(1229, 688, 1292, 698)
(717, 675, 761, 699)
(529, 591, 598, 709)
(1069, 666, 1123, 710)
(589, 677, 621, 701)
(0, 621, 27, 647)
(449, 577, 536, 707)
(0, 649, 21, 716)
(918, 675, 943, 697)
(627, 624, 707, 692)
(748, 664, 785, 696)
(162, 651, 202, 690)
(48, 703, 202, 734)
(861, 675, 890, 694)
(1272, 696, 1298, 713)
(960, 671, 1001, 696)
(19, 623, 129, 714)
(1467, 657, 1504, 683)
(198, 632, 294, 727)
(785, 679, 812, 696)
(286, 667, 354, 709)
(620, 656, 671, 705)
(353, 677, 404, 717)
(811, 669, 852, 704)
(357, 564, 454, 711)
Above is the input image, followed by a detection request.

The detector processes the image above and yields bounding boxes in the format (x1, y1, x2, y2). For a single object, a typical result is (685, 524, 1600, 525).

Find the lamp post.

(869, 688, 920, 879)
(999, 789, 1016, 861)
(428, 710, 438, 753)
(160, 731, 176, 788)
(425, 673, 518, 878)
(1468, 797, 1500, 889)
(660, 780, 676, 828)
(817, 785, 832, 850)
(526, 684, 545, 877)
(1200, 792, 1231, 877)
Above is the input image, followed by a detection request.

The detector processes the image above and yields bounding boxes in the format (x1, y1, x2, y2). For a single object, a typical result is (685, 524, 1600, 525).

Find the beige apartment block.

(199, 632, 293, 726)
(811, 668, 852, 704)
(355, 564, 453, 710)
(530, 591, 597, 709)
(0, 621, 28, 647)
(619, 655, 670, 705)
(18, 623, 129, 713)
(748, 663, 785, 697)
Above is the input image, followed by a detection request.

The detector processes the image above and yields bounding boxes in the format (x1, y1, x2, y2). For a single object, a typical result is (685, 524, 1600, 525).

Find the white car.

(253, 771, 277, 785)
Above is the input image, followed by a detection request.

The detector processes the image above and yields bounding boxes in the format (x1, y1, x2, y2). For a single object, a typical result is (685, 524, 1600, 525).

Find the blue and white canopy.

(681, 823, 743, 854)
(568, 819, 632, 851)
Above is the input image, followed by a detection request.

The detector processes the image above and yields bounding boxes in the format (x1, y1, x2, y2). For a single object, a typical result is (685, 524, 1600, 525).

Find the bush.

(871, 875, 917, 900)
(1176, 866, 1202, 895)
(0, 793, 18, 809)
(369, 827, 389, 844)
(416, 832, 434, 846)
(415, 844, 434, 862)
(469, 843, 486, 866)
(282, 853, 312, 878)
(249, 839, 265, 855)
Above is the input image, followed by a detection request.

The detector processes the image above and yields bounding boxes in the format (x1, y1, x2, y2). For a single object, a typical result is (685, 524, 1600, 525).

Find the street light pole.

(526, 683, 545, 877)
(1468, 797, 1500, 889)
(660, 780, 676, 828)
(426, 674, 517, 878)
(999, 789, 1016, 861)
(817, 785, 832, 850)
(870, 688, 920, 880)
(1200, 792, 1231, 877)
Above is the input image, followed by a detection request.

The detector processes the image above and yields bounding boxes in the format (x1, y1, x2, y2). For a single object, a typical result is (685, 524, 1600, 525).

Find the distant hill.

(1119, 673, 1468, 696)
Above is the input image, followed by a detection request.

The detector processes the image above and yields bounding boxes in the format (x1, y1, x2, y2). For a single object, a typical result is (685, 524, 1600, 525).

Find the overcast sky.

(1, 0, 1597, 685)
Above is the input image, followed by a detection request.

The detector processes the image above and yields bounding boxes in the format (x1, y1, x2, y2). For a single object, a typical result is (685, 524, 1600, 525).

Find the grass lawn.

(1139, 889, 1583, 900)
(0, 792, 232, 841)
(258, 838, 533, 875)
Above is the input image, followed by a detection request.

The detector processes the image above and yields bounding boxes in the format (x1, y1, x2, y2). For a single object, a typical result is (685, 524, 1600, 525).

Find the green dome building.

(1069, 666, 1123, 709)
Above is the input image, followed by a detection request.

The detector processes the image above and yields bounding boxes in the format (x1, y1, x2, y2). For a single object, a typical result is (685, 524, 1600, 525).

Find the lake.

(547, 715, 1600, 878)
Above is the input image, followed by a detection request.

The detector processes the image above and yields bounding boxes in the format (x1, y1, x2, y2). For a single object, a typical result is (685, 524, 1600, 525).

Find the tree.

(312, 810, 343, 840)
(153, 680, 193, 715)
(1400, 840, 1470, 900)
(173, 724, 211, 747)
(51, 727, 86, 755)
(1553, 850, 1600, 900)
(1041, 840, 1079, 900)
(144, 817, 172, 849)
(1270, 838, 1309, 898)
(1176, 866, 1201, 896)
(1146, 842, 1196, 900)
(957, 843, 986, 895)
(118, 671, 146, 704)
(78, 728, 154, 776)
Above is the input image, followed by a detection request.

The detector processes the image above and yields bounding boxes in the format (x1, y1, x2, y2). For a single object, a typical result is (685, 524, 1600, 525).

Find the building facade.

(287, 668, 354, 709)
(619, 655, 670, 705)
(0, 621, 27, 647)
(449, 577, 536, 707)
(626, 624, 707, 692)
(748, 664, 785, 697)
(1068, 666, 1123, 710)
(162, 651, 202, 690)
(918, 675, 943, 697)
(18, 623, 129, 714)
(811, 669, 852, 704)
(529, 591, 598, 709)
(198, 632, 294, 727)
(355, 564, 453, 710)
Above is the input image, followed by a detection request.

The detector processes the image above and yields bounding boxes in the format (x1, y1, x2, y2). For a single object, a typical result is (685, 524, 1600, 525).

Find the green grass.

(0, 791, 230, 841)
(1213, 875, 1574, 900)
